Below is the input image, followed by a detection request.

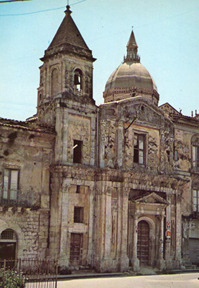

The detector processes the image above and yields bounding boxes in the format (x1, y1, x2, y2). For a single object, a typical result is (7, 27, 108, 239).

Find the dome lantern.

(103, 30, 159, 105)
(124, 29, 140, 63)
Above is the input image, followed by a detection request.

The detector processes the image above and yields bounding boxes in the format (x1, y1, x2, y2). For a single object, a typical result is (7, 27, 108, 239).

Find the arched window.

(51, 68, 59, 96)
(1, 229, 17, 240)
(0, 229, 17, 261)
(74, 69, 83, 94)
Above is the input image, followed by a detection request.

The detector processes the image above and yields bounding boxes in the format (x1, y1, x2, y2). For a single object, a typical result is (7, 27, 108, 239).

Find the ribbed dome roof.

(103, 30, 159, 105)
(105, 62, 157, 91)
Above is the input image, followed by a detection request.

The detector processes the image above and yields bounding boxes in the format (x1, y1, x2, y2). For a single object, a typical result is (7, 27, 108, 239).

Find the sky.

(0, 0, 199, 121)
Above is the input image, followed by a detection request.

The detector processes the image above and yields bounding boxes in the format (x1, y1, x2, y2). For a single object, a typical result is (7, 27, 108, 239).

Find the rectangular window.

(174, 149, 178, 161)
(193, 146, 199, 171)
(73, 140, 83, 164)
(3, 169, 19, 201)
(133, 134, 145, 165)
(193, 190, 199, 212)
(76, 185, 80, 194)
(74, 207, 84, 223)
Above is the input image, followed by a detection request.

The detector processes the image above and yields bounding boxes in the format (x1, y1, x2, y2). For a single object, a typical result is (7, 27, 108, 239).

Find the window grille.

(1, 229, 16, 240)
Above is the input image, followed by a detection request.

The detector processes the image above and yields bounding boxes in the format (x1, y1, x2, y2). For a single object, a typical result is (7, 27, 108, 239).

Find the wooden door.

(137, 220, 149, 265)
(189, 238, 199, 265)
(70, 233, 83, 266)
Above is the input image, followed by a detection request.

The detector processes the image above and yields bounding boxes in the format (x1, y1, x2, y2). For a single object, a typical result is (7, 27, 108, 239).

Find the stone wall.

(0, 121, 54, 259)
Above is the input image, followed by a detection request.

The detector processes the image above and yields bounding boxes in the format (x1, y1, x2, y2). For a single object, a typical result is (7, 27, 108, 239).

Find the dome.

(103, 30, 159, 105)
(105, 62, 157, 91)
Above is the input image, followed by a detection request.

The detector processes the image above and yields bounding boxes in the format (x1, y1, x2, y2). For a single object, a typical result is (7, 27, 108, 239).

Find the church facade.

(0, 5, 199, 272)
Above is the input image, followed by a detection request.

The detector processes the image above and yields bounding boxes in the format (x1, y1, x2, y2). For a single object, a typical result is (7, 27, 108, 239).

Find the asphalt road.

(57, 273, 199, 288)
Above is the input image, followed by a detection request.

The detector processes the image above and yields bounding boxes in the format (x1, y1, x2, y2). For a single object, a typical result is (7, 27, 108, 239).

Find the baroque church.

(0, 5, 199, 272)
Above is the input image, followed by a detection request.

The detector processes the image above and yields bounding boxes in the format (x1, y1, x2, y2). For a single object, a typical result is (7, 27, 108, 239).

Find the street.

(57, 273, 199, 288)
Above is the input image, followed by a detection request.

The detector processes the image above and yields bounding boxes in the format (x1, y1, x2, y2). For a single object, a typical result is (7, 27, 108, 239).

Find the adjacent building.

(0, 5, 199, 272)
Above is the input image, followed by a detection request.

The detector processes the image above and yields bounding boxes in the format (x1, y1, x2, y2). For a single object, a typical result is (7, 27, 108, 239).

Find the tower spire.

(124, 28, 140, 63)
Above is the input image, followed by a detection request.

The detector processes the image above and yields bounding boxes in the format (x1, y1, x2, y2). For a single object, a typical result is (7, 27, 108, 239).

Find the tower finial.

(65, 1, 72, 15)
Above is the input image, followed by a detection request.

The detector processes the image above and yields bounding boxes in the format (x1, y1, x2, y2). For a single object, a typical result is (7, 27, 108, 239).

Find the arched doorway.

(137, 220, 149, 265)
(0, 229, 17, 260)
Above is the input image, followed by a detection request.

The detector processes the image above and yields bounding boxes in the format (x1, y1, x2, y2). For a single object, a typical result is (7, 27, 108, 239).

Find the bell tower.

(37, 5, 96, 126)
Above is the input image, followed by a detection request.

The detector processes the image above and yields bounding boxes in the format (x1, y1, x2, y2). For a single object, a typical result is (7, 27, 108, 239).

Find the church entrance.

(137, 220, 149, 265)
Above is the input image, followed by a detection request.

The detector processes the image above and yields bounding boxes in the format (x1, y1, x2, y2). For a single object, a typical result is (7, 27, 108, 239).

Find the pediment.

(159, 102, 180, 118)
(100, 97, 174, 130)
(134, 192, 169, 205)
(119, 98, 164, 127)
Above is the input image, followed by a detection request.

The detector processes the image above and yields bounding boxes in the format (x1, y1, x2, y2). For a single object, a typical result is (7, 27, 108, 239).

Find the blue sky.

(0, 0, 199, 120)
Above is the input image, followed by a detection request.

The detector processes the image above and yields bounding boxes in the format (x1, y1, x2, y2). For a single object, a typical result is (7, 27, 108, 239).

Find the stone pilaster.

(119, 188, 129, 271)
(175, 191, 182, 267)
(117, 120, 123, 168)
(59, 185, 69, 267)
(62, 110, 68, 163)
(132, 213, 140, 271)
(157, 214, 165, 270)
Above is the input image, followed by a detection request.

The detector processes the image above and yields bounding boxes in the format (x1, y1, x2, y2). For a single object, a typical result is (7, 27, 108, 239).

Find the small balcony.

(0, 189, 41, 210)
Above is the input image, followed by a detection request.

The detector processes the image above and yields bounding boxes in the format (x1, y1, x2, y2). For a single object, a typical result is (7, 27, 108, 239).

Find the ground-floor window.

(0, 229, 17, 261)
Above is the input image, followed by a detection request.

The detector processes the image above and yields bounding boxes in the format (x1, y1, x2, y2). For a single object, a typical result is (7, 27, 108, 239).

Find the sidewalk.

(56, 266, 199, 281)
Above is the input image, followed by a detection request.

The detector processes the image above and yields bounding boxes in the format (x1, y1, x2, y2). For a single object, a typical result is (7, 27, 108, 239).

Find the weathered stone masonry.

(0, 4, 199, 273)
